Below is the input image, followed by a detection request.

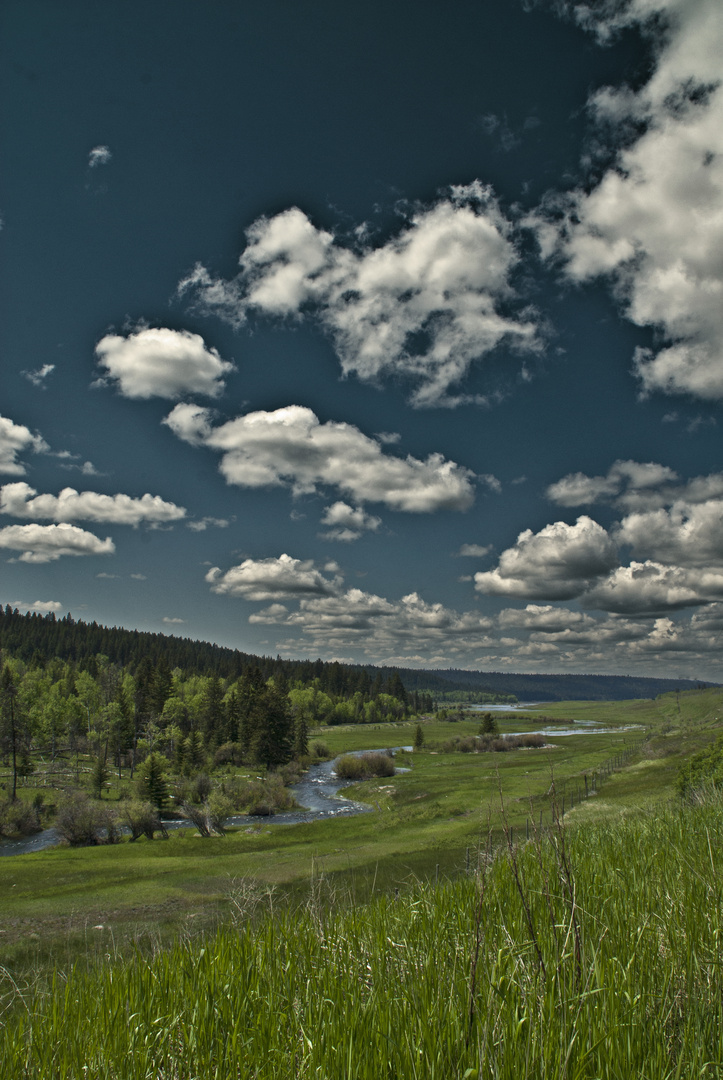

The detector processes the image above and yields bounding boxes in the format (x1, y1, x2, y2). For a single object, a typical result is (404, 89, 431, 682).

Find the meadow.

(2, 688, 723, 1076)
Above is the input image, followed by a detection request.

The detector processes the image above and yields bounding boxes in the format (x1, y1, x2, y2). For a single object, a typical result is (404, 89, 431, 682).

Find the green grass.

(4, 795, 723, 1077)
(2, 687, 722, 978)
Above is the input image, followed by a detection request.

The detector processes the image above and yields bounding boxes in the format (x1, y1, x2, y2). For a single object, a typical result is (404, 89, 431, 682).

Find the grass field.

(4, 778, 723, 1077)
(1, 688, 722, 982)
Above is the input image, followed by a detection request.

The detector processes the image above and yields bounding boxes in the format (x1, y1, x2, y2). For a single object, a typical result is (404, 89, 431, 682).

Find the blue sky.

(1, 0, 722, 680)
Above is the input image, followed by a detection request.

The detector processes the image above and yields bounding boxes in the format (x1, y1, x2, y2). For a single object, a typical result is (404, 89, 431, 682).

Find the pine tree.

(90, 753, 110, 799)
(293, 713, 309, 759)
(414, 723, 424, 750)
(250, 685, 293, 769)
(479, 711, 498, 735)
(136, 752, 169, 811)
(0, 665, 21, 801)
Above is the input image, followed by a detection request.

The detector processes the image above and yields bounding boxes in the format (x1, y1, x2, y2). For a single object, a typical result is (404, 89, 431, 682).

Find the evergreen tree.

(414, 723, 424, 750)
(479, 712, 498, 735)
(185, 730, 206, 773)
(225, 688, 241, 743)
(293, 713, 309, 759)
(0, 664, 21, 801)
(136, 752, 169, 811)
(90, 753, 110, 799)
(250, 685, 293, 769)
(201, 674, 225, 747)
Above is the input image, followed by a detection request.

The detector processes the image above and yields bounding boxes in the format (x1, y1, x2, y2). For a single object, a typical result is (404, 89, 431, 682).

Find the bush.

(55, 794, 120, 846)
(190, 773, 212, 804)
(0, 797, 42, 838)
(310, 741, 330, 760)
(182, 793, 235, 836)
(207, 792, 234, 835)
(334, 752, 395, 780)
(118, 800, 167, 841)
(213, 743, 245, 769)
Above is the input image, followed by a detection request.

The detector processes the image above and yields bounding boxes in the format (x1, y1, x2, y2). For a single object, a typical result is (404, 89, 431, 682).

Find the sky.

(1, 0, 722, 681)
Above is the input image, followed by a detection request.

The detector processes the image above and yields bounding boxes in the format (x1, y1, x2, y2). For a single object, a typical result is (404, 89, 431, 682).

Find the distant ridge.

(389, 666, 719, 702)
(1, 604, 717, 702)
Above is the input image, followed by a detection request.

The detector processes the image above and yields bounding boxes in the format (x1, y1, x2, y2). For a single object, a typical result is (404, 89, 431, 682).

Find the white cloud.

(164, 403, 475, 512)
(456, 543, 492, 557)
(180, 183, 541, 407)
(319, 501, 381, 541)
(253, 585, 495, 660)
(206, 553, 341, 602)
(186, 517, 230, 532)
(0, 523, 115, 563)
(474, 516, 619, 600)
(95, 327, 234, 400)
(548, 460, 723, 512)
(550, 0, 723, 401)
(498, 604, 590, 633)
(162, 617, 186, 625)
(11, 600, 62, 614)
(0, 415, 48, 476)
(0, 482, 186, 527)
(22, 364, 55, 388)
(581, 561, 723, 614)
(88, 145, 112, 168)
(616, 499, 723, 567)
(547, 460, 678, 508)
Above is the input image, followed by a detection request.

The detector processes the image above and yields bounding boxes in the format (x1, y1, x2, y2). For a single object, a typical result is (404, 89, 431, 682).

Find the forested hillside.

(0, 606, 432, 816)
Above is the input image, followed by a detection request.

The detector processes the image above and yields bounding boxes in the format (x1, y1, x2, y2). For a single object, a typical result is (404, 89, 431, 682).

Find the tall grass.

(4, 798, 723, 1078)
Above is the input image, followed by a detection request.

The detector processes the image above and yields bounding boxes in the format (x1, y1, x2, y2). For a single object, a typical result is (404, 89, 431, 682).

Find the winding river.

(0, 724, 639, 858)
(0, 752, 392, 858)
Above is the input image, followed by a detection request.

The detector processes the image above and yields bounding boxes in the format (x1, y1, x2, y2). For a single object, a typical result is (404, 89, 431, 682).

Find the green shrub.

(0, 797, 42, 838)
(118, 800, 167, 841)
(55, 793, 120, 846)
(334, 751, 395, 780)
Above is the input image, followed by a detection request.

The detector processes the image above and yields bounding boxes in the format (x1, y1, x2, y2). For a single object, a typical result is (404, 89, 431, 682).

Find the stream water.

(0, 750, 409, 858)
(0, 724, 637, 858)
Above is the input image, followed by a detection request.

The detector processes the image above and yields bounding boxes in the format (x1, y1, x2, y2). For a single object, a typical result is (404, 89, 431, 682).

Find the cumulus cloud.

(547, 0, 723, 401)
(0, 415, 48, 476)
(319, 501, 381, 541)
(164, 403, 475, 512)
(0, 523, 115, 563)
(180, 183, 541, 407)
(498, 604, 590, 633)
(474, 516, 619, 600)
(88, 145, 112, 168)
(251, 585, 495, 660)
(616, 499, 723, 567)
(95, 327, 234, 400)
(0, 482, 186, 527)
(581, 561, 723, 614)
(548, 460, 723, 512)
(206, 553, 341, 602)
